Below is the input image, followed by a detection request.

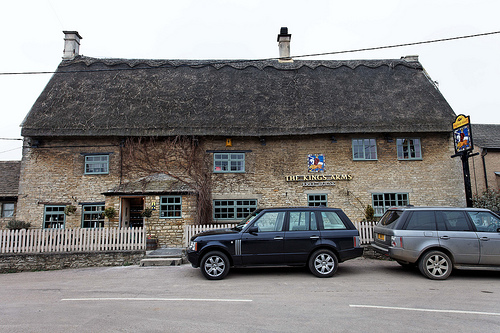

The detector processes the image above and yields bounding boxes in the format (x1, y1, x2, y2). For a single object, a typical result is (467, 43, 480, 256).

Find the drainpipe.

(481, 148, 489, 190)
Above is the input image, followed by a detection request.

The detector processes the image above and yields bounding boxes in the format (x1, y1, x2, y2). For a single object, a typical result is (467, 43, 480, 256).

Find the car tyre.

(201, 251, 230, 280)
(309, 249, 338, 278)
(418, 250, 452, 280)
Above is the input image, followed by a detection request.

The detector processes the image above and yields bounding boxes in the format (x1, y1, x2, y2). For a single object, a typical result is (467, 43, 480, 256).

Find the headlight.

(189, 241, 197, 251)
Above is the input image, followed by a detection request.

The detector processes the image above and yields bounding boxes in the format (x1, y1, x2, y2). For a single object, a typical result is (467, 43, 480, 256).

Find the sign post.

(451, 115, 478, 207)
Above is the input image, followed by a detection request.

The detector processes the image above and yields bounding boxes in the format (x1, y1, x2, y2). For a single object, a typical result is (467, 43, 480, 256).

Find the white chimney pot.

(63, 31, 82, 60)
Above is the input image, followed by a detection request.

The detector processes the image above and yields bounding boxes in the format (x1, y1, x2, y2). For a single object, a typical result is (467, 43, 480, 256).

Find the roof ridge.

(59, 56, 422, 71)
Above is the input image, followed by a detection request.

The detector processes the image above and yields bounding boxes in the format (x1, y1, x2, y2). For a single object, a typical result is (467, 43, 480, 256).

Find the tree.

(122, 136, 213, 225)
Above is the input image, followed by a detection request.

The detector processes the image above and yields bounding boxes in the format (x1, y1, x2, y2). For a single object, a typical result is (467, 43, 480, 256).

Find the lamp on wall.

(259, 137, 266, 146)
(384, 134, 394, 143)
(331, 135, 337, 143)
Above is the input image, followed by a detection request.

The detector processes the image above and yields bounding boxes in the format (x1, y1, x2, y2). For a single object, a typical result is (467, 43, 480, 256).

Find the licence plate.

(377, 233, 385, 241)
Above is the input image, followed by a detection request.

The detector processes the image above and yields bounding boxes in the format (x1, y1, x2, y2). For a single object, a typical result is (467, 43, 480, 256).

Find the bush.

(6, 220, 31, 230)
(473, 189, 500, 212)
(364, 205, 375, 222)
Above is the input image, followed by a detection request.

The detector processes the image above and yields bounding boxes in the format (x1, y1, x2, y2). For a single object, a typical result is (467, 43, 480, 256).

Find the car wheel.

(418, 250, 452, 280)
(201, 251, 230, 280)
(309, 249, 338, 278)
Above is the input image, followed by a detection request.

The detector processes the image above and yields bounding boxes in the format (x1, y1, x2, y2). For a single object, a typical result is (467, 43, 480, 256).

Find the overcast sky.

(1, 0, 499, 160)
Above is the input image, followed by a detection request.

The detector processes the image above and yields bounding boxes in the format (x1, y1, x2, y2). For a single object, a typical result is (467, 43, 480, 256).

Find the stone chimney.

(62, 31, 82, 60)
(402, 55, 419, 62)
(277, 27, 292, 62)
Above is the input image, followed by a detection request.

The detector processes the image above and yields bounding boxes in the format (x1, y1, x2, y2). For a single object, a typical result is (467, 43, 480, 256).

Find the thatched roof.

(22, 56, 455, 137)
(471, 124, 500, 149)
(0, 161, 20, 198)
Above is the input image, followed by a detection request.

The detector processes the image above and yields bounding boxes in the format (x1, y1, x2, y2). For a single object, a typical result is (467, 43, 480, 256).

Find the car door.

(466, 211, 500, 265)
(241, 211, 286, 265)
(284, 210, 320, 264)
(436, 211, 480, 265)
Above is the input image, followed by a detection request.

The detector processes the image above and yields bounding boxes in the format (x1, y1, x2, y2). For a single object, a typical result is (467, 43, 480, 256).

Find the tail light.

(354, 236, 360, 247)
(390, 236, 403, 248)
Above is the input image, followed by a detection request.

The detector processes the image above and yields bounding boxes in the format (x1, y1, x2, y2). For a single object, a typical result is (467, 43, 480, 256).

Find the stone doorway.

(120, 197, 144, 228)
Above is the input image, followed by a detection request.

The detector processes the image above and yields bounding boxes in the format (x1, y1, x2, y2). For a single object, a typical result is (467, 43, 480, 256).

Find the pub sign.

(452, 114, 473, 154)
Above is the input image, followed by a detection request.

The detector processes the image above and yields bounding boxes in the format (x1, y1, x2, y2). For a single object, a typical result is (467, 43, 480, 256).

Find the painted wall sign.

(452, 114, 473, 154)
(308, 154, 325, 172)
(285, 174, 353, 182)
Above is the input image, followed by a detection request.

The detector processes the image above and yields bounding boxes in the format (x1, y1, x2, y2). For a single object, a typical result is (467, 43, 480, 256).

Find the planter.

(146, 237, 158, 251)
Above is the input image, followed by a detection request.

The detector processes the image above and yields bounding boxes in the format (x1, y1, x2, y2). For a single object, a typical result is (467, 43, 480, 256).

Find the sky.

(1, 0, 499, 161)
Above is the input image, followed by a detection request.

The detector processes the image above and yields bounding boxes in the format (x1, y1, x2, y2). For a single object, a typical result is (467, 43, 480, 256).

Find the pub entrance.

(120, 196, 144, 228)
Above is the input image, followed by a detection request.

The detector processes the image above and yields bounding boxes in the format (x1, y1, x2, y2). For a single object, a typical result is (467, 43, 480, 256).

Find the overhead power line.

(0, 30, 499, 76)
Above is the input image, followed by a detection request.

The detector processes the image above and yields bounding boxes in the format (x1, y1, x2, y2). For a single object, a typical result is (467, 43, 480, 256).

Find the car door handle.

(310, 236, 320, 239)
(440, 236, 450, 240)
(480, 237, 490, 241)
(274, 236, 284, 240)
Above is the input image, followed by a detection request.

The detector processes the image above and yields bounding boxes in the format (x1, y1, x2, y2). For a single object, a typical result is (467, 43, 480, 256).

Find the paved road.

(1, 258, 499, 332)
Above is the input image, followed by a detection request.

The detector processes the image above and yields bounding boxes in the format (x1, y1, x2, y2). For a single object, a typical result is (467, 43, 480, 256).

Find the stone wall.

(207, 132, 465, 222)
(16, 132, 466, 248)
(0, 251, 144, 273)
(470, 147, 500, 195)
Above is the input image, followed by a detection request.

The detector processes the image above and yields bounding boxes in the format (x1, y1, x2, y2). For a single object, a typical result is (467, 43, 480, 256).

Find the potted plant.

(103, 207, 116, 219)
(64, 204, 77, 216)
(142, 207, 157, 250)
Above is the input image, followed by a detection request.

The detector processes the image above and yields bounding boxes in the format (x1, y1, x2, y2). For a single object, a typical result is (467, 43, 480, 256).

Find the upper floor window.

(213, 199, 257, 220)
(44, 205, 65, 229)
(1, 202, 15, 217)
(397, 138, 421, 160)
(372, 193, 409, 217)
(214, 153, 245, 173)
(85, 155, 109, 174)
(160, 196, 182, 218)
(82, 204, 105, 228)
(352, 139, 377, 160)
(308, 194, 327, 207)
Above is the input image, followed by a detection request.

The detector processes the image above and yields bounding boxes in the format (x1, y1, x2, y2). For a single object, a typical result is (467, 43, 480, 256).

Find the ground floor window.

(372, 193, 409, 216)
(82, 204, 105, 228)
(44, 205, 65, 228)
(1, 202, 15, 217)
(214, 199, 257, 220)
(308, 194, 327, 206)
(160, 196, 182, 218)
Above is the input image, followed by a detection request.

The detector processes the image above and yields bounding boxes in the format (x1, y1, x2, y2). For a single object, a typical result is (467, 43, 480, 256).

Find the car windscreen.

(378, 210, 403, 228)
(232, 209, 262, 231)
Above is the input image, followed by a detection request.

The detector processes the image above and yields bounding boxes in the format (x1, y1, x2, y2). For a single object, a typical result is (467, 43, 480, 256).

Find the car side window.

(440, 211, 472, 231)
(405, 211, 436, 230)
(321, 211, 347, 230)
(467, 211, 500, 232)
(252, 212, 285, 232)
(289, 211, 318, 231)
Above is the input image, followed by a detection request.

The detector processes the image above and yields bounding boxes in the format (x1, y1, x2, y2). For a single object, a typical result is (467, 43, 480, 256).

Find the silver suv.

(371, 207, 500, 280)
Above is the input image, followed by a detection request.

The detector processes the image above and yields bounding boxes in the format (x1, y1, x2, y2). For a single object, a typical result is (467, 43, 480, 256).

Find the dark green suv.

(188, 207, 364, 280)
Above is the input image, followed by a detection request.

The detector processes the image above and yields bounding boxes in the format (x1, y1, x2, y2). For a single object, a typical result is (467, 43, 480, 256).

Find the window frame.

(213, 152, 245, 173)
(84, 154, 110, 175)
(213, 199, 257, 220)
(1, 202, 15, 217)
(82, 204, 105, 228)
(352, 138, 378, 161)
(160, 196, 182, 218)
(308, 194, 328, 207)
(44, 205, 66, 229)
(397, 138, 422, 160)
(372, 193, 409, 217)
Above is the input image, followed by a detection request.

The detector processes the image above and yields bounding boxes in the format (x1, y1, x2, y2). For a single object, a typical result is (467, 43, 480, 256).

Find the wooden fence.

(0, 227, 145, 254)
(353, 221, 377, 245)
(184, 222, 376, 246)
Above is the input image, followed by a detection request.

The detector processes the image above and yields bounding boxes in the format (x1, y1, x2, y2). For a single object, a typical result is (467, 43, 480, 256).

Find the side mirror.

(497, 227, 500, 233)
(248, 226, 258, 234)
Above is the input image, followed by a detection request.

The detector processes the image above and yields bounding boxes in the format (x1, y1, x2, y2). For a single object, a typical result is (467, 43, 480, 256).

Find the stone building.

(0, 161, 21, 228)
(470, 124, 500, 194)
(17, 29, 465, 247)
